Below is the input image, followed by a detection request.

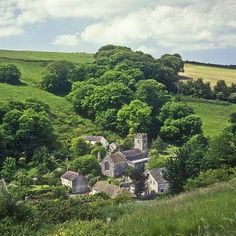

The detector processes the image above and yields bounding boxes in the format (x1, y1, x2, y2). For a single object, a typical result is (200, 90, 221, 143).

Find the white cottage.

(61, 171, 89, 194)
(84, 136, 109, 150)
(146, 168, 169, 194)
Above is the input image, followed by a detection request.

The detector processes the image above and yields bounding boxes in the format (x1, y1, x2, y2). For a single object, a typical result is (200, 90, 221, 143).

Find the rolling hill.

(0, 49, 235, 137)
(0, 49, 95, 143)
(179, 62, 236, 86)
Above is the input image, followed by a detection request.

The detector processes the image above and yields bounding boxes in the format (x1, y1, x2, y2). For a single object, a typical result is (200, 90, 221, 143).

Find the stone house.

(61, 171, 89, 194)
(100, 133, 149, 177)
(84, 135, 109, 149)
(145, 168, 169, 194)
(91, 181, 131, 198)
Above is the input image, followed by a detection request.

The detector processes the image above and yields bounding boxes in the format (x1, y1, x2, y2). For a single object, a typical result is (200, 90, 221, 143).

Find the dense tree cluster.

(41, 61, 78, 95)
(159, 102, 202, 144)
(0, 64, 21, 85)
(164, 116, 236, 194)
(68, 45, 183, 138)
(179, 78, 236, 102)
(0, 99, 56, 162)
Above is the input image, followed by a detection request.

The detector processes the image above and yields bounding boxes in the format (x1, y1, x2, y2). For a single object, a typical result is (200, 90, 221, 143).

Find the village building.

(61, 171, 89, 194)
(145, 168, 169, 194)
(0, 179, 7, 192)
(84, 135, 109, 149)
(100, 133, 149, 177)
(91, 181, 131, 198)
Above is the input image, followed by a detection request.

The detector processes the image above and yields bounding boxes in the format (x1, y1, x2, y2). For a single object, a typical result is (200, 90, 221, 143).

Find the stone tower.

(134, 133, 148, 151)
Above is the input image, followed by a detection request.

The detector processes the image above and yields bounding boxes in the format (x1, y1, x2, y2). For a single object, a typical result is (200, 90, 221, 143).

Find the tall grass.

(107, 179, 236, 236)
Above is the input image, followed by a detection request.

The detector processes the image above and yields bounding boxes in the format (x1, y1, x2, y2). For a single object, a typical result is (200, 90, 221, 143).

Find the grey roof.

(84, 136, 104, 142)
(121, 149, 147, 161)
(92, 181, 128, 198)
(73, 175, 89, 187)
(109, 152, 126, 164)
(61, 171, 79, 181)
(149, 168, 167, 183)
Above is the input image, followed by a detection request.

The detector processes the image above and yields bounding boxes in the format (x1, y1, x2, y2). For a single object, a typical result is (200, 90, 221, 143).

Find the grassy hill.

(0, 49, 235, 137)
(184, 98, 236, 137)
(51, 179, 236, 236)
(179, 62, 236, 86)
(0, 49, 95, 142)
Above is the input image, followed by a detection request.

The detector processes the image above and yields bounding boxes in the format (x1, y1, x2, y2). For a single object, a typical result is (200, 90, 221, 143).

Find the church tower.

(134, 133, 148, 151)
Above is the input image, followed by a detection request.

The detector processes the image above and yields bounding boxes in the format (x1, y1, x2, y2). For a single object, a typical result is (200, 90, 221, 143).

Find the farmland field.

(179, 63, 236, 86)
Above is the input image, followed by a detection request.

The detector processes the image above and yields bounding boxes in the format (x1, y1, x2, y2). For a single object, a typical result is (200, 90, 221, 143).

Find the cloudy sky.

(1, 0, 236, 64)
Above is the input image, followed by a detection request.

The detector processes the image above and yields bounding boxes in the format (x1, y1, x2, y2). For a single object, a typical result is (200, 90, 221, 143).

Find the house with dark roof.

(145, 168, 169, 194)
(100, 133, 148, 177)
(84, 135, 109, 149)
(61, 171, 89, 194)
(91, 181, 131, 198)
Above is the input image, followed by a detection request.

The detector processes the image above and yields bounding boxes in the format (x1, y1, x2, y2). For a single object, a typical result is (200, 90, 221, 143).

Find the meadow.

(186, 99, 236, 137)
(180, 63, 236, 86)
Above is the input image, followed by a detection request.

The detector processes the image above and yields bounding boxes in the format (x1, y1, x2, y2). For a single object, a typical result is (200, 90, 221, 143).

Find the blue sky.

(1, 0, 236, 64)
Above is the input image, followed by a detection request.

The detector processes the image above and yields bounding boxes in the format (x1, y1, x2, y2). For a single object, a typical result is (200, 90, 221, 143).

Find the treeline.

(178, 78, 236, 103)
(185, 60, 236, 69)
(160, 112, 236, 194)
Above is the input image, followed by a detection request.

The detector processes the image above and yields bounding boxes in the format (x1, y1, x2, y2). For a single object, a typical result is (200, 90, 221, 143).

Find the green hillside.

(0, 49, 235, 137)
(0, 49, 94, 64)
(52, 179, 236, 236)
(186, 99, 236, 137)
(0, 49, 95, 142)
(179, 63, 236, 86)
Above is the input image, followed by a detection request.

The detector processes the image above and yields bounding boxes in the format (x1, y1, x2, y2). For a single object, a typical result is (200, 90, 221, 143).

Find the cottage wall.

(61, 178, 73, 188)
(147, 174, 158, 193)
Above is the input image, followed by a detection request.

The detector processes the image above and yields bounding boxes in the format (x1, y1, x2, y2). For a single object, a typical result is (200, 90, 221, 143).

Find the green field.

(0, 49, 94, 64)
(186, 99, 236, 137)
(180, 63, 236, 86)
(0, 49, 95, 142)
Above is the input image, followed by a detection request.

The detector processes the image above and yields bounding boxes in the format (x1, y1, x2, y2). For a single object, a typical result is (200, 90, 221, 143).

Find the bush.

(184, 168, 236, 191)
(0, 64, 21, 85)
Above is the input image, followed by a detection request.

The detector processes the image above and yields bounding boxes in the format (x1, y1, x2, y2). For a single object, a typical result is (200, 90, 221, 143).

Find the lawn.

(180, 63, 236, 86)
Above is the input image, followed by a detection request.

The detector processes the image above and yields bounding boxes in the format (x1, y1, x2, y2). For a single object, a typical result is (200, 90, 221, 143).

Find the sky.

(1, 0, 236, 64)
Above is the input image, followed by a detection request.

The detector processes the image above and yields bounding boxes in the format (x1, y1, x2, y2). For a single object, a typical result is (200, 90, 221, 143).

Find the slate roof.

(109, 152, 126, 163)
(84, 136, 104, 142)
(61, 171, 79, 181)
(149, 168, 167, 183)
(121, 149, 147, 161)
(92, 181, 128, 198)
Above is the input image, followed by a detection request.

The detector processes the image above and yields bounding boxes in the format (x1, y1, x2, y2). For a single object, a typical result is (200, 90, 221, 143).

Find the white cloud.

(0, 26, 24, 37)
(80, 1, 236, 51)
(0, 0, 236, 54)
(52, 34, 79, 46)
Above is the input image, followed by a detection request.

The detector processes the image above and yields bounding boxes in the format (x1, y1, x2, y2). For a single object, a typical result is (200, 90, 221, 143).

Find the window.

(105, 161, 110, 170)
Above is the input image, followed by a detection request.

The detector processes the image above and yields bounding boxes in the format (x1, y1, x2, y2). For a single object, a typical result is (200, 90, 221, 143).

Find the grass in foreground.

(107, 179, 236, 236)
(180, 63, 236, 86)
